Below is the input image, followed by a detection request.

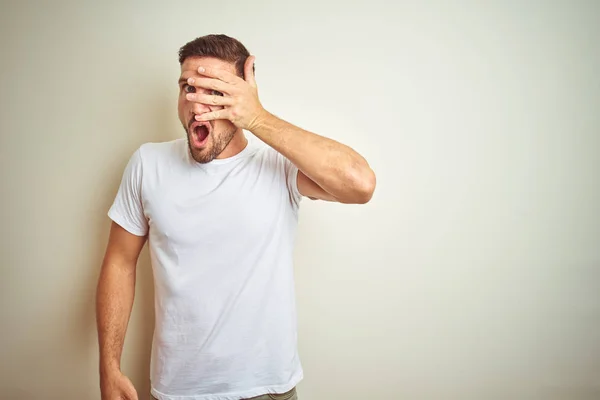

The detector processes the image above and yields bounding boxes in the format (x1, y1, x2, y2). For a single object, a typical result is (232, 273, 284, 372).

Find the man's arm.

(96, 221, 146, 399)
(250, 111, 376, 204)
(186, 56, 376, 203)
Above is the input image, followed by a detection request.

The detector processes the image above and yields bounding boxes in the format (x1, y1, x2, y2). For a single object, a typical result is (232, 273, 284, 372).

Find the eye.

(183, 84, 196, 93)
(211, 90, 224, 97)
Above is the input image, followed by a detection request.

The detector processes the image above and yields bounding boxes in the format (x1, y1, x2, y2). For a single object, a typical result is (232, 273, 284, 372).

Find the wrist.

(248, 108, 273, 133)
(100, 359, 121, 378)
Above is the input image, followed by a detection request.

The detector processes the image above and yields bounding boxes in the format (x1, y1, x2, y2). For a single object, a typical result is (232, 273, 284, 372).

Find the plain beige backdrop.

(1, 1, 599, 399)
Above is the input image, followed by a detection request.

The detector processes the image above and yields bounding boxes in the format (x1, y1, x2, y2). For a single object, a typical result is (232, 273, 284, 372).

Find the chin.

(184, 122, 236, 164)
(187, 134, 215, 163)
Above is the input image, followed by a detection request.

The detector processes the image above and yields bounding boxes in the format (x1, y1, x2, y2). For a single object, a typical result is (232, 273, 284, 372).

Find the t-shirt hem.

(150, 371, 303, 400)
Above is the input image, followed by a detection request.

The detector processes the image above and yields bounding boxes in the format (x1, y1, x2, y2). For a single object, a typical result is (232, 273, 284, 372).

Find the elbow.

(350, 167, 376, 204)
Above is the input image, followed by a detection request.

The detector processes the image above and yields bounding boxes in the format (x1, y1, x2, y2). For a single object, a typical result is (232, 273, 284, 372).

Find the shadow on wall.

(81, 88, 175, 400)
(105, 87, 178, 399)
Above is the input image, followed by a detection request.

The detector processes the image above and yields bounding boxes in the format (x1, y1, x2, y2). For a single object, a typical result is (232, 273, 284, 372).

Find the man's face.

(178, 56, 238, 163)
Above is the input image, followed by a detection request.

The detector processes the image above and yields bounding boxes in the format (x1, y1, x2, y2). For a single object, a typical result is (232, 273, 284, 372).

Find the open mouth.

(190, 121, 211, 148)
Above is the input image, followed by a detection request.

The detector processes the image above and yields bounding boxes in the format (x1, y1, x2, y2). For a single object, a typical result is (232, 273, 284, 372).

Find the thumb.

(124, 378, 139, 400)
(127, 388, 139, 400)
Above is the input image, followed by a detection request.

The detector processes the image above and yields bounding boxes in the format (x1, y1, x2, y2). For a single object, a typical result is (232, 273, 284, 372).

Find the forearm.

(251, 111, 376, 203)
(96, 261, 136, 376)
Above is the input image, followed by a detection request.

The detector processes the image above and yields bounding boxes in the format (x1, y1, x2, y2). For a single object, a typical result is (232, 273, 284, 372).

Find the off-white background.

(1, 1, 599, 399)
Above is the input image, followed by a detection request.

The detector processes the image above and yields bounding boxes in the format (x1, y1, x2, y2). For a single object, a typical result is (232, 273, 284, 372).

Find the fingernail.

(198, 67, 205, 73)
(188, 77, 195, 84)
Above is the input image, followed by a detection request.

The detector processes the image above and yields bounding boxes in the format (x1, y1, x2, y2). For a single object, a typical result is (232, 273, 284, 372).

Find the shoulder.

(137, 138, 186, 160)
(119, 139, 188, 183)
(129, 138, 189, 172)
(248, 135, 289, 168)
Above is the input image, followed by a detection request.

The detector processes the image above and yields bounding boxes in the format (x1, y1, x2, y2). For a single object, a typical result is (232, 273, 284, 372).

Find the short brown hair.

(178, 34, 253, 78)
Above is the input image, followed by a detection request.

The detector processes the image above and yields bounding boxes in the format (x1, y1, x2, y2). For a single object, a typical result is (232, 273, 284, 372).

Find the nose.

(191, 101, 211, 117)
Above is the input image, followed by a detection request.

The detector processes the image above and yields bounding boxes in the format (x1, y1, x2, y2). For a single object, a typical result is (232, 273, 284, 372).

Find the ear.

(244, 55, 257, 87)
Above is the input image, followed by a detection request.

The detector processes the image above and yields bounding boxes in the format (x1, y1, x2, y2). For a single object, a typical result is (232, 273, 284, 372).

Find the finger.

(127, 387, 139, 400)
(244, 55, 257, 88)
(124, 378, 138, 400)
(196, 65, 241, 85)
(185, 92, 234, 107)
(187, 77, 233, 95)
(124, 387, 138, 400)
(196, 109, 230, 122)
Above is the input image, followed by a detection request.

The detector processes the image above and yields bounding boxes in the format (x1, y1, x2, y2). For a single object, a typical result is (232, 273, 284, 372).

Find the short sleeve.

(283, 156, 303, 210)
(107, 147, 149, 236)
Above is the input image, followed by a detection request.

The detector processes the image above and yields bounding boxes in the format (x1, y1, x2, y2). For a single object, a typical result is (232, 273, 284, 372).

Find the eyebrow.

(178, 77, 188, 86)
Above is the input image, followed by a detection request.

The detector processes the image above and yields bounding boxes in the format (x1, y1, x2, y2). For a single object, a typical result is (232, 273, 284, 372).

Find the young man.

(96, 34, 376, 400)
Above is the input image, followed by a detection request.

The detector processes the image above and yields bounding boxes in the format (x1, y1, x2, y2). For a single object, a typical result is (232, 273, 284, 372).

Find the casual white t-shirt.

(107, 134, 304, 400)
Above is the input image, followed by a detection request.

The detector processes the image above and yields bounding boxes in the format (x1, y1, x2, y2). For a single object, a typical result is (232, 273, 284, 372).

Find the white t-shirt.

(108, 135, 304, 400)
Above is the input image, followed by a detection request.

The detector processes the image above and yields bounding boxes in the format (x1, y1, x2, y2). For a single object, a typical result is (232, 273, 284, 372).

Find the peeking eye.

(183, 84, 196, 93)
(211, 90, 224, 97)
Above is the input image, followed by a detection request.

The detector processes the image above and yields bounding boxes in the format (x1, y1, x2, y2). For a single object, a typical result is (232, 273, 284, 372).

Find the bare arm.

(251, 112, 376, 204)
(96, 221, 146, 397)
(185, 58, 376, 204)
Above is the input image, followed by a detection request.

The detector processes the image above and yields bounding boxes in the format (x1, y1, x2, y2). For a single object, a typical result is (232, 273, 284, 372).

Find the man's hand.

(100, 370, 138, 400)
(185, 55, 267, 131)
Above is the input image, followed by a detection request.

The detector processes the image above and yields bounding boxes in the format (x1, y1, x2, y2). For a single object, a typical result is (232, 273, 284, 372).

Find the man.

(96, 34, 376, 400)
